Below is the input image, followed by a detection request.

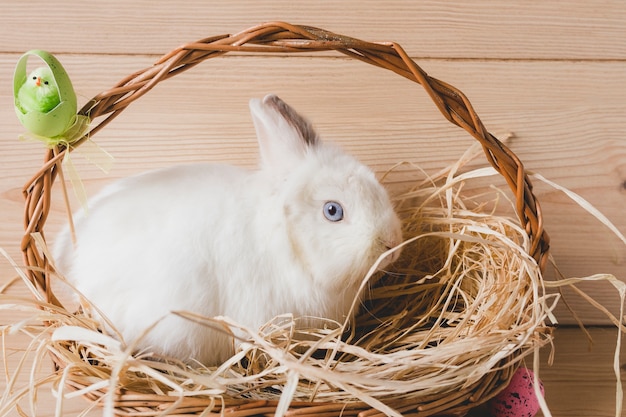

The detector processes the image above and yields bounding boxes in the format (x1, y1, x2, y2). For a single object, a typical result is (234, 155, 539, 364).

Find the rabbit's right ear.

(249, 94, 319, 172)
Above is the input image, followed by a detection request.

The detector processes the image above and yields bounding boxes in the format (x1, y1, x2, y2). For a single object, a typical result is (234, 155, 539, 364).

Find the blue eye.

(323, 201, 344, 222)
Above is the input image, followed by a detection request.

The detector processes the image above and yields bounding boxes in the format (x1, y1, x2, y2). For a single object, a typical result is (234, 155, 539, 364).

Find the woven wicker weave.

(20, 22, 551, 416)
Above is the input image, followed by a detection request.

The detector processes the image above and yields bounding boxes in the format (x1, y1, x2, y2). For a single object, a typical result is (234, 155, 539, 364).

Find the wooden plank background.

(1, 1, 625, 416)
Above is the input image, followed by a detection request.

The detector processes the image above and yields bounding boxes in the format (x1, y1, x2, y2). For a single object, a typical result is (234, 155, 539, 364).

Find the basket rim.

(18, 21, 551, 417)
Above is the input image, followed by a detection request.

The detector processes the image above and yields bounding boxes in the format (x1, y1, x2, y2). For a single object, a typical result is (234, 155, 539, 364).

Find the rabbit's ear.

(249, 94, 319, 171)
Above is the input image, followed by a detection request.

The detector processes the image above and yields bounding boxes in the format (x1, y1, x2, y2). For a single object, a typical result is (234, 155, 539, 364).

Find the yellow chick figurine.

(17, 66, 61, 114)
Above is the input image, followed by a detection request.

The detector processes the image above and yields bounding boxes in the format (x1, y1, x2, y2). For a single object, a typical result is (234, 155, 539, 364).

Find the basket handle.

(22, 22, 550, 304)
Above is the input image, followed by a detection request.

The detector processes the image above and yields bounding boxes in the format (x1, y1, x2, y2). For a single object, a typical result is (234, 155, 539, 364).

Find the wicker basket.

(21, 22, 552, 416)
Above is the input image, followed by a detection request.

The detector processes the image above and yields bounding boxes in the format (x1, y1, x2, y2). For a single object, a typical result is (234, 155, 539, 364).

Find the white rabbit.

(54, 94, 402, 365)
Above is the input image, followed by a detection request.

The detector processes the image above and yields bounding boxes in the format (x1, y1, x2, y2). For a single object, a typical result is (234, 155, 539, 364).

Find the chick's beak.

(35, 77, 42, 87)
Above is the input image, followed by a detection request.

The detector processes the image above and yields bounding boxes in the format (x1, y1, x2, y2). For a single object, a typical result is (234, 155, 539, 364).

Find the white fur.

(54, 94, 402, 365)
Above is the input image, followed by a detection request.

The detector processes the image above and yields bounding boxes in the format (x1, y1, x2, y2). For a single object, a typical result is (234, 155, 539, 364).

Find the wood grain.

(1, 54, 624, 324)
(0, 2, 625, 416)
(537, 327, 626, 417)
(1, 0, 625, 59)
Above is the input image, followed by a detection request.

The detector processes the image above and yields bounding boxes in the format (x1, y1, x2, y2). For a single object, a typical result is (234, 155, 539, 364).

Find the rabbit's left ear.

(249, 94, 319, 172)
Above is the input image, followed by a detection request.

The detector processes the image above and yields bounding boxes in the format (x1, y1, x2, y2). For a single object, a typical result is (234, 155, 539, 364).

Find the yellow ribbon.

(20, 114, 114, 211)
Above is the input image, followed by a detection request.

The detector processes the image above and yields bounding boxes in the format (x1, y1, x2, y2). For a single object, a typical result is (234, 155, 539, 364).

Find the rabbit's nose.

(385, 228, 403, 263)
(384, 243, 402, 263)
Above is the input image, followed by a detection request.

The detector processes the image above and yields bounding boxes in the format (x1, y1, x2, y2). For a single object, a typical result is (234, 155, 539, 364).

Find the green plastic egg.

(13, 50, 78, 138)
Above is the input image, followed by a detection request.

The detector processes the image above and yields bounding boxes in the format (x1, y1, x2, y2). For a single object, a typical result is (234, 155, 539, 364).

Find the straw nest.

(6, 23, 564, 417)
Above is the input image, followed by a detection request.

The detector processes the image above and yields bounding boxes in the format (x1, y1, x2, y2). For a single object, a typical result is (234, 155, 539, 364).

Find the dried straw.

(3, 147, 626, 416)
(3, 143, 561, 417)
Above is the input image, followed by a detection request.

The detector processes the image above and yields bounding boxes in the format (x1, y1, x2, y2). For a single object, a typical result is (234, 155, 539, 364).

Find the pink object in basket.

(487, 367, 545, 417)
